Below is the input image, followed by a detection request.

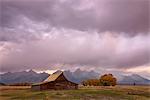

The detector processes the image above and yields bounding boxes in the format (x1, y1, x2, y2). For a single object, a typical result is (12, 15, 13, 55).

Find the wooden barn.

(31, 71, 78, 90)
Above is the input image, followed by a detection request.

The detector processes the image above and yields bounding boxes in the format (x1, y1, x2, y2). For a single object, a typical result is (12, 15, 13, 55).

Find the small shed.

(31, 71, 78, 90)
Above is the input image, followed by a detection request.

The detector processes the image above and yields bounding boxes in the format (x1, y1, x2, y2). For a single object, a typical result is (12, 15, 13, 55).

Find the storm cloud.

(0, 0, 149, 74)
(1, 0, 149, 33)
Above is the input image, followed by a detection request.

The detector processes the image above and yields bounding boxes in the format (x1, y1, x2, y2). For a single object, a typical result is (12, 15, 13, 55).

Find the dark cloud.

(0, 0, 149, 73)
(1, 0, 149, 34)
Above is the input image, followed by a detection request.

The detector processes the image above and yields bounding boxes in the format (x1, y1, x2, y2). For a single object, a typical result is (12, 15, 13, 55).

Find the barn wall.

(54, 81, 78, 90)
(31, 85, 40, 90)
(40, 82, 55, 90)
(38, 81, 78, 90)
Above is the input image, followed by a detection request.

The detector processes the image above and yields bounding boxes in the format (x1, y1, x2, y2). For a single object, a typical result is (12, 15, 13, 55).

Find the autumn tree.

(82, 79, 100, 86)
(99, 74, 117, 86)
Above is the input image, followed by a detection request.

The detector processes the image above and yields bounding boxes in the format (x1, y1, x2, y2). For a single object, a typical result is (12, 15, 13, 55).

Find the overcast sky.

(0, 0, 150, 78)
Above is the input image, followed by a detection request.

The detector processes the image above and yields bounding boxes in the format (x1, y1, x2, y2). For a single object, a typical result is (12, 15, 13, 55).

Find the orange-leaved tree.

(99, 74, 117, 86)
(82, 79, 100, 86)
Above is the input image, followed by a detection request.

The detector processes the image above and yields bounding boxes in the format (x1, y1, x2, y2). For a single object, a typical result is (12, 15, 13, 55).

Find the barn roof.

(32, 71, 78, 86)
(44, 70, 63, 82)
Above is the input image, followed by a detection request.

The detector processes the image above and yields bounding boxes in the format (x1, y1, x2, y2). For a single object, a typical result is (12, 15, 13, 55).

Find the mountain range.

(64, 68, 99, 83)
(0, 69, 150, 85)
(117, 74, 150, 85)
(0, 70, 49, 84)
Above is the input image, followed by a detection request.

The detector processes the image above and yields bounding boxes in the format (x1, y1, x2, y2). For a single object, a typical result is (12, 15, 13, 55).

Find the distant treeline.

(0, 82, 6, 86)
(1, 82, 32, 86)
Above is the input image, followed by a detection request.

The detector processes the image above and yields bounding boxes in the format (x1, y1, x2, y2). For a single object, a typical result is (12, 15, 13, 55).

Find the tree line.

(82, 74, 117, 86)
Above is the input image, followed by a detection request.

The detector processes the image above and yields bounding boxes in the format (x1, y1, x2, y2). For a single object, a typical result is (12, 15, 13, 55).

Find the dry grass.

(0, 85, 150, 100)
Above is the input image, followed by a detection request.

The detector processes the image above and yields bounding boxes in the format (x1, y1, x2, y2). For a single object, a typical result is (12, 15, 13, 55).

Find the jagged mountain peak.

(28, 69, 35, 73)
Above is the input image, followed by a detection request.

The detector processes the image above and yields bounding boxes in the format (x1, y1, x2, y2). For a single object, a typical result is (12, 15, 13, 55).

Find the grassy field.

(0, 85, 150, 100)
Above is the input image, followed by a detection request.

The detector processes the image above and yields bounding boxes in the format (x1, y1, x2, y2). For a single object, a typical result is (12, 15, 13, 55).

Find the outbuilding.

(31, 71, 78, 90)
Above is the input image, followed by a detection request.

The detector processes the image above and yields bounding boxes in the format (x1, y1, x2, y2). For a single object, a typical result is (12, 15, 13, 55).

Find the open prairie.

(0, 85, 150, 100)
